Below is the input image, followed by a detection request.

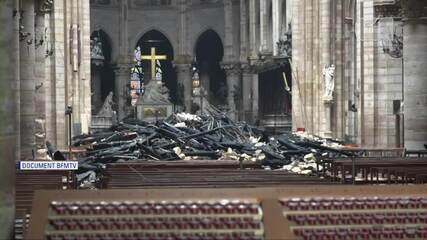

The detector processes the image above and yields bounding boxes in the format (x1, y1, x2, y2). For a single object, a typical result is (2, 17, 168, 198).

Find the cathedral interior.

(1, 0, 427, 239)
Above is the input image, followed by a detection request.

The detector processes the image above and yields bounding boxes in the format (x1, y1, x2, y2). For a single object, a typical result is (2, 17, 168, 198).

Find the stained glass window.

(130, 46, 144, 106)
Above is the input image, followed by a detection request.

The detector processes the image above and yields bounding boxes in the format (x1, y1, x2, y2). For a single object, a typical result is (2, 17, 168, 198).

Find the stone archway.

(90, 30, 115, 114)
(134, 29, 178, 105)
(258, 64, 292, 132)
(194, 29, 227, 107)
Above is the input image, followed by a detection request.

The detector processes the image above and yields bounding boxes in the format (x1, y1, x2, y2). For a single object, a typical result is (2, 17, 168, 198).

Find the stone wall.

(291, 0, 416, 148)
(0, 0, 16, 237)
(402, 0, 427, 150)
(292, 0, 348, 139)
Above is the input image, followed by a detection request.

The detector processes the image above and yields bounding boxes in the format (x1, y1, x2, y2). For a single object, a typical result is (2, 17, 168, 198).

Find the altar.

(135, 47, 173, 122)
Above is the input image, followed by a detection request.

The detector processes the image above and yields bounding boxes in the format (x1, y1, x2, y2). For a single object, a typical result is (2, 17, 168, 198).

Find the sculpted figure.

(322, 64, 335, 101)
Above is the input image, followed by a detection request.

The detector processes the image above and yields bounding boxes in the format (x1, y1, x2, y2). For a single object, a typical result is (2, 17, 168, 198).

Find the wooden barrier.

(317, 157, 427, 184)
(101, 161, 331, 189)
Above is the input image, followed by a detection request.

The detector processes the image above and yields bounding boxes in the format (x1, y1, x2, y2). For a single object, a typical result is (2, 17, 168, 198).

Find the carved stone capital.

(240, 63, 254, 74)
(173, 63, 192, 73)
(113, 63, 132, 75)
(221, 62, 241, 76)
(37, 0, 53, 14)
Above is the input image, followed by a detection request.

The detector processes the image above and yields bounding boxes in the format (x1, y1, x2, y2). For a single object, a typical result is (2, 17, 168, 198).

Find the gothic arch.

(192, 28, 224, 57)
(91, 29, 113, 62)
(194, 29, 227, 106)
(90, 25, 117, 61)
(90, 29, 115, 114)
(131, 27, 176, 57)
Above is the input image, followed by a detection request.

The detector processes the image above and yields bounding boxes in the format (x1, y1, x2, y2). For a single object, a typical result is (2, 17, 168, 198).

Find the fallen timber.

(73, 112, 352, 177)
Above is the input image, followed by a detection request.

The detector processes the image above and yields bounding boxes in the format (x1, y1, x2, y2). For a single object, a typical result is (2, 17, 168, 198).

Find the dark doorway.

(195, 30, 227, 106)
(90, 30, 115, 114)
(258, 65, 292, 117)
(135, 30, 178, 104)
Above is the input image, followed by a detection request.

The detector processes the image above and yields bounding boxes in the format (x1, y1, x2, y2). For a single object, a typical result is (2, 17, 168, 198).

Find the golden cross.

(141, 47, 167, 80)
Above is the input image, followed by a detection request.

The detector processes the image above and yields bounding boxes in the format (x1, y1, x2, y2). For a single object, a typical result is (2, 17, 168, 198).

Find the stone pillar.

(80, 0, 92, 134)
(35, 12, 45, 118)
(272, 0, 282, 55)
(224, 0, 234, 61)
(249, 0, 258, 58)
(320, 0, 332, 138)
(259, 0, 268, 53)
(175, 63, 192, 112)
(119, 0, 129, 62)
(44, 7, 55, 146)
(402, 1, 427, 150)
(34, 9, 46, 155)
(223, 63, 241, 120)
(178, 0, 189, 57)
(20, 0, 36, 159)
(1, 0, 18, 237)
(251, 73, 259, 124)
(91, 67, 103, 113)
(241, 66, 252, 121)
(114, 63, 131, 120)
(240, 0, 248, 62)
(52, 0, 67, 149)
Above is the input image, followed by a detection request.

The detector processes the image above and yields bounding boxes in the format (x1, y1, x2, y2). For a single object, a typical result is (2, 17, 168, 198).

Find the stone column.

(259, 0, 268, 53)
(240, 0, 248, 62)
(80, 0, 92, 134)
(251, 73, 259, 124)
(249, 0, 258, 58)
(402, 1, 427, 150)
(175, 63, 192, 112)
(223, 63, 241, 120)
(0, 0, 18, 237)
(178, 0, 189, 57)
(34, 9, 46, 155)
(241, 65, 252, 121)
(52, 0, 67, 149)
(20, 0, 36, 159)
(43, 6, 55, 147)
(224, 0, 234, 61)
(91, 67, 103, 113)
(320, 0, 332, 138)
(118, 0, 129, 62)
(272, 0, 282, 56)
(114, 63, 131, 120)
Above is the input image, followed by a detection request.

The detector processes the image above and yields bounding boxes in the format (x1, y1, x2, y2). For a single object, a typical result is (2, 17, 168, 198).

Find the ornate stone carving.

(221, 63, 241, 76)
(90, 34, 105, 66)
(38, 0, 53, 14)
(97, 92, 115, 117)
(322, 64, 335, 102)
(277, 23, 292, 58)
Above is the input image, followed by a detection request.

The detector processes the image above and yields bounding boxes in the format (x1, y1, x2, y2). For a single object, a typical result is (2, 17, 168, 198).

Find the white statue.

(155, 60, 162, 81)
(134, 46, 141, 63)
(322, 64, 335, 101)
(97, 91, 114, 117)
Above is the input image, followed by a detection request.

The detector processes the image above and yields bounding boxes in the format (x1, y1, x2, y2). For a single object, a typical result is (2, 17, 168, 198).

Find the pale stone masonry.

(1, 0, 18, 238)
(291, 0, 426, 148)
(402, 1, 427, 150)
(11, 0, 92, 156)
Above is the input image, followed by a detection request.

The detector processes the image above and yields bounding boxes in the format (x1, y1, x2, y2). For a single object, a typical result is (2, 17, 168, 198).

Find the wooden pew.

(14, 170, 76, 239)
(327, 157, 427, 184)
